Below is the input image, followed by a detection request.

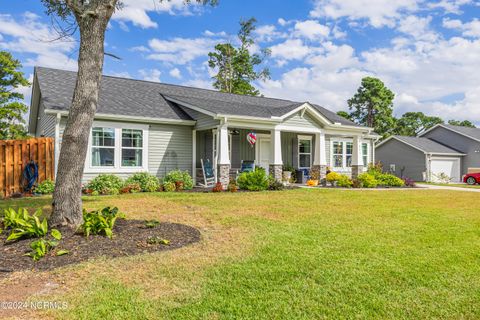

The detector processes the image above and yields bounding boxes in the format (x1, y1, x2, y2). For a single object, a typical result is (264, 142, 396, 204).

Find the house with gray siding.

(376, 123, 480, 182)
(29, 67, 378, 187)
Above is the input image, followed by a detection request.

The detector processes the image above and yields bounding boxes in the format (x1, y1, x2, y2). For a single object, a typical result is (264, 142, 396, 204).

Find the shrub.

(163, 181, 176, 192)
(326, 172, 341, 186)
(125, 172, 160, 192)
(376, 173, 405, 187)
(35, 179, 55, 194)
(403, 177, 416, 187)
(212, 182, 223, 192)
(80, 207, 120, 239)
(87, 174, 124, 195)
(237, 168, 269, 191)
(227, 178, 238, 192)
(268, 176, 285, 190)
(163, 170, 194, 190)
(367, 162, 383, 175)
(120, 182, 142, 194)
(352, 178, 362, 188)
(358, 173, 378, 188)
(337, 175, 353, 188)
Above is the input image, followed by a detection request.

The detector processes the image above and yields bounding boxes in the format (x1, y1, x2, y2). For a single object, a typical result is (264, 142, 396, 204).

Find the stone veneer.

(269, 164, 283, 182)
(217, 164, 231, 189)
(311, 165, 328, 180)
(351, 165, 364, 179)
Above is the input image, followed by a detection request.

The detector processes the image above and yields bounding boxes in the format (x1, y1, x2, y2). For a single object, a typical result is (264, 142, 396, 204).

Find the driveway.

(417, 183, 480, 193)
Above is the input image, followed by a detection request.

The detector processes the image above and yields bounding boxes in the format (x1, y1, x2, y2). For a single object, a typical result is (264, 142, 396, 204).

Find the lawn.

(420, 182, 480, 189)
(1, 189, 480, 319)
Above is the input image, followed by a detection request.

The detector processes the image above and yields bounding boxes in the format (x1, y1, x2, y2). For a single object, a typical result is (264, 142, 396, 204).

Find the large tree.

(42, 0, 217, 228)
(208, 17, 270, 96)
(347, 77, 395, 138)
(394, 112, 443, 136)
(448, 119, 476, 128)
(0, 51, 30, 140)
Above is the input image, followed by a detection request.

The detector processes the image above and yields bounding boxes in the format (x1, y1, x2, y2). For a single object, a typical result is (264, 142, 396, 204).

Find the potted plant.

(282, 164, 295, 185)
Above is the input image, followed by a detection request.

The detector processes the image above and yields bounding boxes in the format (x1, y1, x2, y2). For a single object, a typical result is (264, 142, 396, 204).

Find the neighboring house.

(29, 67, 378, 187)
(376, 123, 480, 182)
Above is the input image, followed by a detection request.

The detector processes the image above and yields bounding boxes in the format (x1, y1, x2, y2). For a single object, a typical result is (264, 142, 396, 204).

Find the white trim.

(217, 124, 230, 165)
(420, 124, 480, 143)
(84, 121, 149, 174)
(255, 134, 271, 170)
(313, 132, 327, 166)
(330, 138, 370, 171)
(192, 129, 197, 184)
(44, 109, 196, 126)
(298, 135, 313, 169)
(276, 124, 322, 134)
(271, 129, 283, 165)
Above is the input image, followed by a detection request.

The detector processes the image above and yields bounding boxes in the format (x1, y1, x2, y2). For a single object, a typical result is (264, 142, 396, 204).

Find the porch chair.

(236, 160, 255, 179)
(200, 159, 216, 188)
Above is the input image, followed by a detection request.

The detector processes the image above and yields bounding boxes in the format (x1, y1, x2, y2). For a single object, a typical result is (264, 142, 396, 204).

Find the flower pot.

(283, 171, 292, 184)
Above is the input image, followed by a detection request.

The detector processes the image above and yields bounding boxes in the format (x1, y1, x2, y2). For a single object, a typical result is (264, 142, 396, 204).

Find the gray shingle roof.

(35, 67, 361, 126)
(393, 136, 463, 154)
(441, 124, 480, 141)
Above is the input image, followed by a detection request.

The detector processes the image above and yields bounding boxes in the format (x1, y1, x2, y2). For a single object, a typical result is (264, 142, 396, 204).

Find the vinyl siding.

(36, 102, 56, 137)
(58, 119, 193, 183)
(423, 126, 480, 175)
(376, 139, 427, 181)
(282, 112, 319, 129)
(180, 106, 219, 130)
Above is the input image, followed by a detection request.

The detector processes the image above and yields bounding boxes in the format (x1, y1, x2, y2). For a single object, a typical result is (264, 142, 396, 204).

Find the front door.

(256, 135, 271, 174)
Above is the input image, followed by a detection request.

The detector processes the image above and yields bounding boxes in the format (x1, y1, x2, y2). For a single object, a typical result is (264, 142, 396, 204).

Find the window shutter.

(292, 136, 298, 168)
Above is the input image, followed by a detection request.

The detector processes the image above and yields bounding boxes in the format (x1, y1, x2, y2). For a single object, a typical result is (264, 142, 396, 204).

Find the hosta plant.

(3, 208, 50, 242)
(80, 207, 121, 239)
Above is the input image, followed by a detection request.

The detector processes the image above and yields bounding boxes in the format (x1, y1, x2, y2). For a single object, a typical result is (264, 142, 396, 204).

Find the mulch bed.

(0, 219, 201, 274)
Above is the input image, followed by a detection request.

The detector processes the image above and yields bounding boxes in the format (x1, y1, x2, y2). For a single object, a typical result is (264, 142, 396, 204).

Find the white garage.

(429, 157, 462, 182)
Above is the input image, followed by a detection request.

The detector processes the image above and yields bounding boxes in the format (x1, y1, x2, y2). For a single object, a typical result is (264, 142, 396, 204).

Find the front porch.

(194, 125, 368, 188)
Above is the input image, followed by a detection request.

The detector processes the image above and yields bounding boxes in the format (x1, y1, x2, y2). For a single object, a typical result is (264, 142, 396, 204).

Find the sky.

(1, 0, 480, 124)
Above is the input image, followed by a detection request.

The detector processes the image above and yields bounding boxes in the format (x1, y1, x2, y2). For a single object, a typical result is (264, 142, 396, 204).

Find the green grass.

(1, 189, 480, 319)
(420, 182, 480, 189)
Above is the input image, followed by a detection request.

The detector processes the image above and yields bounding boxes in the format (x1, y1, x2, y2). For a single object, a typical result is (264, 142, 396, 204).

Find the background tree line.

(337, 77, 475, 139)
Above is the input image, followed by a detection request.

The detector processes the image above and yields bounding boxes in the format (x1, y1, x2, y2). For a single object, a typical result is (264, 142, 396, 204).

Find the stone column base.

(351, 165, 364, 179)
(269, 164, 283, 182)
(311, 165, 328, 180)
(217, 164, 231, 189)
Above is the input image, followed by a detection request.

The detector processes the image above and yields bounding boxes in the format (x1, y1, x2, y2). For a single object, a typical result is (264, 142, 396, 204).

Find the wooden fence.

(0, 137, 55, 198)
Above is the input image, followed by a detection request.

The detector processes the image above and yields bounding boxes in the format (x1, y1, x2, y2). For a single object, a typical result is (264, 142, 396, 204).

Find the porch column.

(269, 129, 283, 182)
(217, 124, 230, 189)
(351, 135, 363, 179)
(313, 132, 327, 180)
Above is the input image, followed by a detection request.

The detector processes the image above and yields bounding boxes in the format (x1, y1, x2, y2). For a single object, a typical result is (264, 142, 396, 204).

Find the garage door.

(430, 158, 461, 182)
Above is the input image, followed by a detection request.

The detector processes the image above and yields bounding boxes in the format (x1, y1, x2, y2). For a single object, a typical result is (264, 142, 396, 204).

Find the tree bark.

(50, 3, 115, 228)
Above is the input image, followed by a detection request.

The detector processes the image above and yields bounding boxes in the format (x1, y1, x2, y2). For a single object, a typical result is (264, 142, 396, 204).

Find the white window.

(121, 129, 143, 167)
(298, 136, 312, 169)
(332, 141, 343, 168)
(331, 140, 370, 169)
(91, 127, 115, 167)
(87, 122, 148, 173)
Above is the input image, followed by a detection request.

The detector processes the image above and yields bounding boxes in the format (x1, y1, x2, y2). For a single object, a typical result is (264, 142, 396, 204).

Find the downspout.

(54, 113, 61, 176)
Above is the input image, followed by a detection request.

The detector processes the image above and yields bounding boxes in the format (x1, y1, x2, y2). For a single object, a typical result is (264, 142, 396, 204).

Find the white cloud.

(270, 39, 311, 60)
(294, 20, 330, 40)
(309, 0, 420, 28)
(397, 15, 438, 41)
(169, 68, 182, 79)
(112, 0, 203, 29)
(203, 30, 227, 37)
(443, 18, 480, 38)
(255, 25, 285, 42)
(139, 69, 162, 82)
(428, 0, 472, 14)
(0, 12, 77, 70)
(147, 37, 216, 65)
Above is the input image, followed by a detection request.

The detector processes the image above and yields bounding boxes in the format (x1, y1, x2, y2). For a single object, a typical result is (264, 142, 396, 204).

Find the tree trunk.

(50, 4, 115, 228)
